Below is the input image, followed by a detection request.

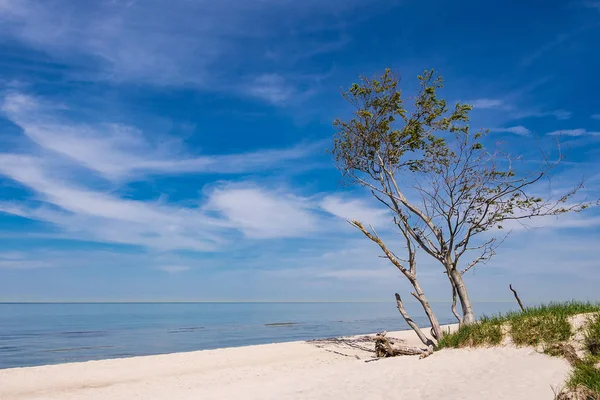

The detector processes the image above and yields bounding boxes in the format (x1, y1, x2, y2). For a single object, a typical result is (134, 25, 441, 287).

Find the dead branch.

(374, 332, 433, 359)
(509, 284, 526, 312)
(309, 336, 376, 353)
(395, 293, 435, 347)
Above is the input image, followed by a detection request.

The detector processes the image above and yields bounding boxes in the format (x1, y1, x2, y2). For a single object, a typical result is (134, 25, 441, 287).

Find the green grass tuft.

(567, 362, 600, 395)
(508, 313, 571, 347)
(584, 313, 600, 357)
(437, 317, 503, 348)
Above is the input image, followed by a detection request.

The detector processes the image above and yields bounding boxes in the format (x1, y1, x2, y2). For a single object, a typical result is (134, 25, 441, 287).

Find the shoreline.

(0, 326, 426, 372)
(0, 323, 570, 400)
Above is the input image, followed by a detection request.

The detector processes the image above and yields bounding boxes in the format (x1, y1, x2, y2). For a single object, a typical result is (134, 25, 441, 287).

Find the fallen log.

(374, 331, 433, 359)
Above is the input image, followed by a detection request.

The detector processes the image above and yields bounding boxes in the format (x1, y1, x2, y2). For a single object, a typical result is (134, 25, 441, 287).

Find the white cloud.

(0, 154, 230, 251)
(243, 74, 295, 104)
(591, 114, 600, 120)
(551, 110, 572, 120)
(320, 195, 389, 226)
(499, 213, 600, 232)
(0, 90, 342, 251)
(511, 109, 572, 121)
(0, 157, 329, 248)
(467, 98, 505, 109)
(491, 126, 531, 136)
(547, 129, 600, 137)
(0, 251, 53, 269)
(205, 184, 319, 239)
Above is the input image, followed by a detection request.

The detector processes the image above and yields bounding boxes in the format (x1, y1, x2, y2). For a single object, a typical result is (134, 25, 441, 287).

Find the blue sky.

(0, 0, 599, 302)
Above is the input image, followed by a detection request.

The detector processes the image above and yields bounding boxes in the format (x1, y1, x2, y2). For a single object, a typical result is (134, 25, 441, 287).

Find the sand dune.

(0, 328, 570, 400)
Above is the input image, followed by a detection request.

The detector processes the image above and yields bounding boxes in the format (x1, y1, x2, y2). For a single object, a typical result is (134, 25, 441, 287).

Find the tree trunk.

(449, 268, 476, 325)
(410, 279, 443, 340)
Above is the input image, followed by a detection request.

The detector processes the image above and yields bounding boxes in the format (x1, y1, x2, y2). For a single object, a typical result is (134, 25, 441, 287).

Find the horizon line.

(0, 299, 529, 304)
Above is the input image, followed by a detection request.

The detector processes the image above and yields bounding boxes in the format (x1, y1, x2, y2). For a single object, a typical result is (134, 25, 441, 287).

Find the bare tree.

(332, 69, 595, 345)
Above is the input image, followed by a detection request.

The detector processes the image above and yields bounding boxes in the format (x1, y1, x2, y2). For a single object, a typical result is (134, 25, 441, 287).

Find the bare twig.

(509, 284, 526, 312)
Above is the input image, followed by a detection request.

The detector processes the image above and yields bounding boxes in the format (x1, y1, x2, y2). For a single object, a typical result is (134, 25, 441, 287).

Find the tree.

(332, 69, 595, 347)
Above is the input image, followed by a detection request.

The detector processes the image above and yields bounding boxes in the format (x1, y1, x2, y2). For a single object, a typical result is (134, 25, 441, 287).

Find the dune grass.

(436, 316, 503, 348)
(565, 313, 600, 396)
(437, 301, 600, 350)
(567, 361, 600, 395)
(437, 302, 600, 397)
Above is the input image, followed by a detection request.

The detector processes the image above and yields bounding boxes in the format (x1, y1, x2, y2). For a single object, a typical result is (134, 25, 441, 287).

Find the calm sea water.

(0, 302, 518, 369)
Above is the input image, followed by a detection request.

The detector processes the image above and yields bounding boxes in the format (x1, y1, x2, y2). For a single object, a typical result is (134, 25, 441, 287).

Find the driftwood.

(310, 332, 434, 361)
(374, 331, 433, 359)
(310, 336, 376, 353)
(509, 284, 526, 312)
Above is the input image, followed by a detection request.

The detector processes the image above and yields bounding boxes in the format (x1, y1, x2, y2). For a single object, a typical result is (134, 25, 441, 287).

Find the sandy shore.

(0, 327, 570, 400)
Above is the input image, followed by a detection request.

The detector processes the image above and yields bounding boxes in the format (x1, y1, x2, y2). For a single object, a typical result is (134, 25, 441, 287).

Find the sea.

(0, 301, 519, 369)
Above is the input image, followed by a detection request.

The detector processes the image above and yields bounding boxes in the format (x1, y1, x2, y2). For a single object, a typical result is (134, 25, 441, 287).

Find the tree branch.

(395, 293, 434, 347)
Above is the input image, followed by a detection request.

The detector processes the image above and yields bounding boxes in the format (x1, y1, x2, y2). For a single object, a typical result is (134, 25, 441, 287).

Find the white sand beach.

(0, 326, 570, 400)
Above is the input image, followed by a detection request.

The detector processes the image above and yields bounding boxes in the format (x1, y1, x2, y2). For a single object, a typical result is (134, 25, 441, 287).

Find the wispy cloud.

(205, 183, 320, 239)
(0, 90, 339, 250)
(491, 126, 531, 136)
(513, 109, 572, 120)
(0, 154, 230, 251)
(0, 251, 53, 269)
(242, 74, 295, 104)
(466, 95, 571, 122)
(320, 196, 389, 226)
(467, 98, 506, 110)
(0, 0, 364, 96)
(550, 109, 572, 120)
(1, 92, 324, 181)
(0, 88, 389, 251)
(591, 114, 600, 120)
(547, 128, 600, 136)
(521, 32, 574, 67)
